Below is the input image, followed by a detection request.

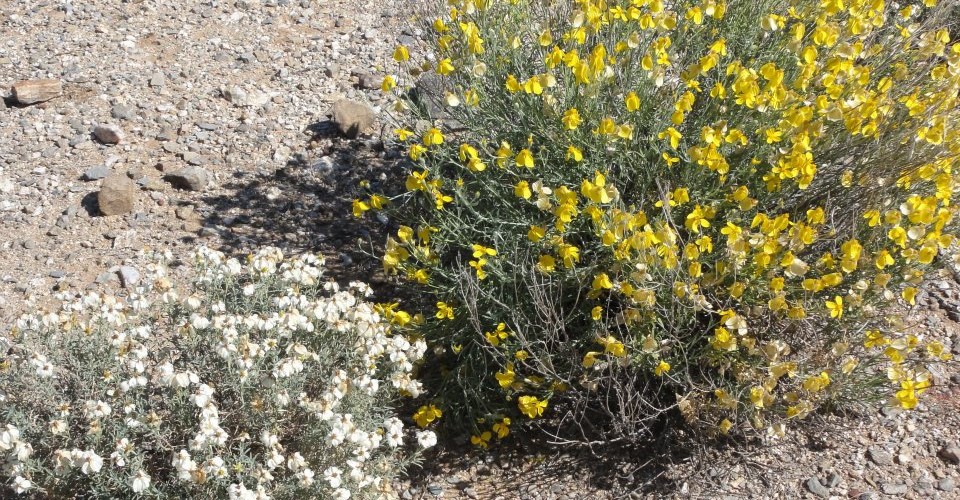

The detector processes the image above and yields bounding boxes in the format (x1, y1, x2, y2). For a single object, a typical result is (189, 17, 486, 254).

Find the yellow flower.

(718, 419, 733, 434)
(591, 273, 613, 291)
(599, 335, 626, 357)
(381, 75, 397, 92)
(435, 302, 455, 320)
(493, 417, 511, 439)
(485, 323, 510, 346)
(436, 58, 455, 76)
(412, 405, 442, 427)
(566, 144, 583, 162)
(422, 128, 444, 146)
(582, 351, 600, 368)
(517, 395, 547, 418)
(393, 45, 410, 62)
(472, 244, 497, 258)
(590, 305, 602, 321)
(711, 327, 737, 351)
(825, 296, 843, 319)
(394, 128, 414, 141)
(624, 91, 640, 112)
(515, 149, 534, 169)
(352, 198, 372, 218)
(557, 243, 580, 268)
(537, 255, 556, 273)
(654, 360, 671, 376)
(514, 350, 529, 361)
(901, 286, 918, 305)
(684, 205, 711, 233)
(470, 431, 492, 448)
(505, 74, 521, 93)
(562, 108, 581, 130)
(495, 363, 516, 388)
(527, 225, 546, 242)
(514, 180, 532, 199)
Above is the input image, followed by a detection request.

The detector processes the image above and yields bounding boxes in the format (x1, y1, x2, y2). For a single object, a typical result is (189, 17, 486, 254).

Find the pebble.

(83, 165, 111, 181)
(880, 483, 908, 495)
(868, 447, 894, 466)
(49, 270, 66, 279)
(164, 166, 211, 191)
(111, 104, 136, 121)
(149, 72, 165, 87)
(93, 124, 124, 144)
(805, 477, 830, 498)
(117, 266, 140, 288)
(939, 477, 956, 492)
(426, 484, 442, 496)
(940, 444, 960, 465)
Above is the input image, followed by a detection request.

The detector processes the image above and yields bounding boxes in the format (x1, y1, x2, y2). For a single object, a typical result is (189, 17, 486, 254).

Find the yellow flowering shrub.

(363, 0, 960, 442)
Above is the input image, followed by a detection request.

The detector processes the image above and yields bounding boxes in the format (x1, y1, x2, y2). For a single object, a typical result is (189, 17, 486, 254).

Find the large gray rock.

(98, 175, 136, 216)
(164, 166, 211, 191)
(330, 99, 374, 139)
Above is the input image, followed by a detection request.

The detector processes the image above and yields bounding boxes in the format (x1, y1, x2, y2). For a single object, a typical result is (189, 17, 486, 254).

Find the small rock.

(939, 477, 956, 492)
(939, 444, 960, 465)
(463, 487, 478, 499)
(330, 99, 375, 139)
(49, 270, 66, 279)
(98, 175, 137, 216)
(805, 477, 830, 498)
(95, 271, 116, 284)
(881, 483, 908, 496)
(868, 447, 894, 466)
(83, 165, 110, 181)
(826, 472, 841, 488)
(175, 205, 197, 221)
(149, 72, 165, 87)
(117, 266, 140, 288)
(164, 166, 211, 191)
(426, 484, 442, 496)
(357, 72, 379, 89)
(111, 104, 136, 121)
(93, 124, 124, 144)
(181, 151, 205, 166)
(312, 156, 335, 174)
(10, 79, 62, 104)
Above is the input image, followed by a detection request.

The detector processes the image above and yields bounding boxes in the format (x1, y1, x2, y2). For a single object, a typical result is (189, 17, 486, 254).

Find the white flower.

(227, 483, 258, 500)
(13, 476, 31, 494)
(260, 430, 279, 448)
(172, 450, 197, 481)
(131, 469, 151, 493)
(265, 449, 284, 470)
(0, 424, 20, 451)
(416, 430, 437, 449)
(286, 452, 306, 471)
(84, 400, 112, 419)
(243, 284, 256, 296)
(333, 488, 351, 500)
(323, 466, 343, 489)
(191, 383, 215, 408)
(80, 450, 104, 475)
(297, 467, 315, 487)
(14, 442, 33, 461)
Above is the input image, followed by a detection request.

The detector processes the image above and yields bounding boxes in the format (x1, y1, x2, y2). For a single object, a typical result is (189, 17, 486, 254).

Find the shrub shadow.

(199, 123, 410, 297)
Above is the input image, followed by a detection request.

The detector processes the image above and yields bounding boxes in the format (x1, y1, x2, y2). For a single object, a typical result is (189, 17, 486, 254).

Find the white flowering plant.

(0, 247, 433, 499)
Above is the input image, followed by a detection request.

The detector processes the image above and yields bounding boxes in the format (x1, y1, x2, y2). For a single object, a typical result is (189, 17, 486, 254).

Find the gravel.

(1, 1, 959, 499)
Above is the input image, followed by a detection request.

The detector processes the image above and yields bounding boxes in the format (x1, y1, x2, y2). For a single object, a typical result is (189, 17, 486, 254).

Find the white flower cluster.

(1, 246, 432, 498)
